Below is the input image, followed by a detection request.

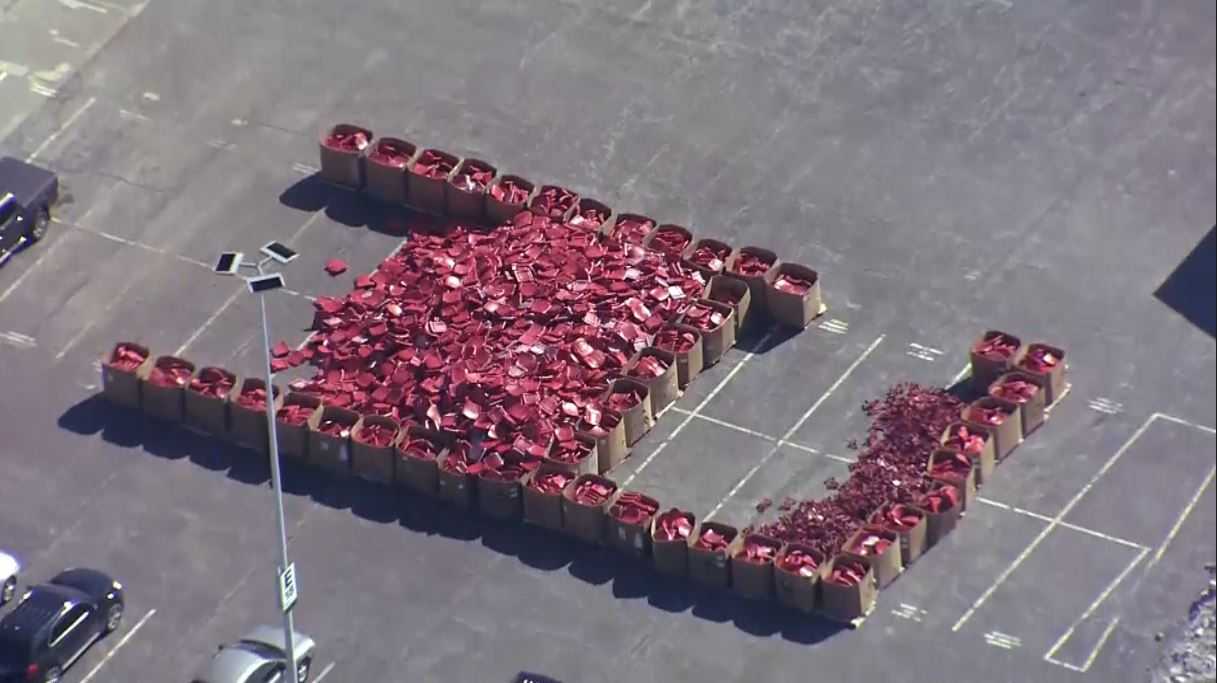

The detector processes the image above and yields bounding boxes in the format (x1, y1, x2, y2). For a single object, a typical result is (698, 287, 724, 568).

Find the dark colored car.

(0, 156, 58, 267)
(0, 569, 124, 683)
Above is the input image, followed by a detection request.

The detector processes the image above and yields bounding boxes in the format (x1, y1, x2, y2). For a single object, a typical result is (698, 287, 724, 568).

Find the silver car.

(0, 550, 18, 605)
(191, 626, 316, 683)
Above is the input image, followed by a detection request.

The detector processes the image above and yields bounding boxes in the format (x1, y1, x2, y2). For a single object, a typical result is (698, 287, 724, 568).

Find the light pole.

(215, 241, 302, 680)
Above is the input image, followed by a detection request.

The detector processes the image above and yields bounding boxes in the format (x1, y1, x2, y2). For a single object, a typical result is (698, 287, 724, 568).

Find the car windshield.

(236, 639, 283, 661)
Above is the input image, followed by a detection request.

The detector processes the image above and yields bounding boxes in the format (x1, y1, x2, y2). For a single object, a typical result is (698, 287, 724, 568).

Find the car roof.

(0, 157, 56, 207)
(0, 550, 18, 578)
(0, 585, 76, 641)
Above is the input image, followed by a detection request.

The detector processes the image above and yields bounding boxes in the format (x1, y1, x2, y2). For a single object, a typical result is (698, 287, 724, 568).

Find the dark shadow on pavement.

(1155, 225, 1216, 337)
(68, 394, 852, 644)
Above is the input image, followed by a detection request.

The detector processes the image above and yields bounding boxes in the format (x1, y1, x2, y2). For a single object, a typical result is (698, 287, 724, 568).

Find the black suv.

(0, 569, 124, 683)
(0, 156, 58, 267)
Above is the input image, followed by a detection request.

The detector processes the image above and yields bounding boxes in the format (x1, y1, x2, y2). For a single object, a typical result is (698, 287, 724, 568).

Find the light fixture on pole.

(214, 241, 302, 680)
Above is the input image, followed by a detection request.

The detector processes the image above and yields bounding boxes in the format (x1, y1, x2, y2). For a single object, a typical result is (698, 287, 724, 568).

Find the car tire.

(104, 602, 124, 633)
(296, 657, 311, 682)
(29, 209, 49, 242)
(1, 576, 15, 604)
(43, 666, 62, 683)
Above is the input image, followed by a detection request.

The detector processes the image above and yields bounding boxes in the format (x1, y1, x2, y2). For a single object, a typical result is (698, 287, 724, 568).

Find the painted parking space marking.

(1087, 397, 1124, 415)
(26, 96, 96, 162)
(906, 342, 944, 362)
(705, 335, 885, 520)
(951, 413, 1160, 631)
(79, 608, 156, 683)
(622, 330, 776, 487)
(314, 661, 337, 682)
(984, 631, 1022, 650)
(0, 330, 37, 349)
(818, 317, 849, 334)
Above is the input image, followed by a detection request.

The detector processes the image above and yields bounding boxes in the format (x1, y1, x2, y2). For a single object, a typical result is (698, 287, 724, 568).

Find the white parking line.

(666, 407, 777, 442)
(1043, 545, 1148, 672)
(26, 96, 97, 162)
(176, 211, 326, 356)
(621, 331, 775, 487)
(974, 496, 1146, 550)
(666, 389, 1151, 547)
(313, 661, 337, 682)
(705, 335, 885, 520)
(1146, 464, 1215, 570)
(951, 413, 1159, 631)
(175, 287, 243, 356)
(79, 608, 156, 683)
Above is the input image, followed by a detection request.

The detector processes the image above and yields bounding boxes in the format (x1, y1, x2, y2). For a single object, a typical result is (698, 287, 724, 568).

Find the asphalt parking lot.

(2, 0, 1214, 681)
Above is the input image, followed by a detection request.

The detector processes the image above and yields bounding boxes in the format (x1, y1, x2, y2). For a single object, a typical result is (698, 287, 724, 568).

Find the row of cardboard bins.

(318, 124, 825, 330)
(99, 345, 1057, 625)
(100, 343, 675, 474)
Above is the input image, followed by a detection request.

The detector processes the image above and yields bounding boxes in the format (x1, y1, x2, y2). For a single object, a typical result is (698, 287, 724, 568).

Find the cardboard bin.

(989, 371, 1047, 437)
(626, 348, 679, 415)
(730, 533, 784, 600)
(578, 409, 627, 474)
(100, 342, 153, 409)
(562, 474, 618, 544)
(141, 355, 197, 423)
(275, 392, 321, 462)
(1016, 342, 1068, 405)
(917, 483, 964, 547)
(602, 212, 655, 243)
(963, 397, 1023, 460)
(350, 415, 401, 483)
(606, 491, 660, 560)
(406, 148, 459, 214)
(842, 526, 903, 589)
(684, 238, 736, 282)
(477, 452, 533, 521)
(319, 124, 372, 189)
(654, 324, 704, 390)
(229, 379, 280, 453)
(940, 422, 997, 485)
(969, 330, 1023, 393)
(927, 448, 978, 511)
(437, 447, 476, 510)
(445, 158, 497, 223)
(643, 224, 695, 259)
(184, 367, 239, 436)
(767, 262, 823, 329)
(869, 503, 928, 566)
(679, 299, 736, 367)
(725, 246, 779, 313)
(775, 544, 824, 613)
(707, 275, 752, 333)
(529, 185, 580, 222)
(820, 555, 878, 623)
(603, 378, 654, 447)
(651, 510, 695, 577)
(308, 406, 358, 475)
(544, 432, 599, 478)
(523, 466, 576, 532)
(364, 137, 416, 204)
(687, 521, 738, 590)
(569, 197, 613, 232)
(394, 426, 451, 496)
(486, 175, 536, 225)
